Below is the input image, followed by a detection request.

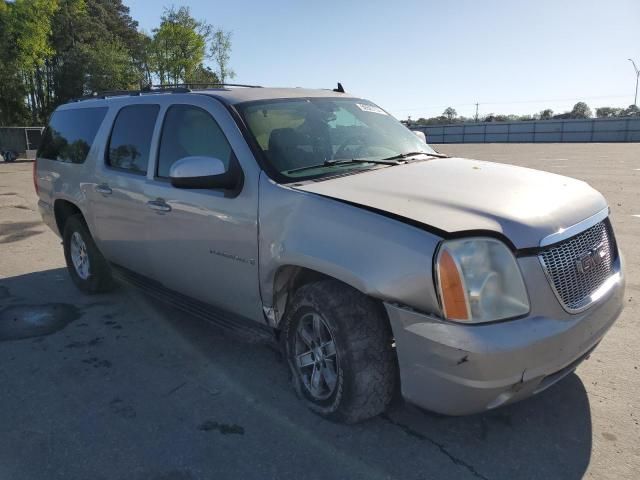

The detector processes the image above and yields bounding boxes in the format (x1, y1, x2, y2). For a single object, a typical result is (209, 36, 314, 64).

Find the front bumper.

(386, 256, 625, 415)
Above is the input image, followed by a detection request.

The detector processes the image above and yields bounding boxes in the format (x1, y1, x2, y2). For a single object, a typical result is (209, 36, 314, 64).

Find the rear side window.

(38, 107, 108, 163)
(107, 104, 159, 174)
(157, 105, 232, 178)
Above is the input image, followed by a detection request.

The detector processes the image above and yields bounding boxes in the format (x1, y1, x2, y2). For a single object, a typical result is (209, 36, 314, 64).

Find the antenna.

(333, 82, 345, 93)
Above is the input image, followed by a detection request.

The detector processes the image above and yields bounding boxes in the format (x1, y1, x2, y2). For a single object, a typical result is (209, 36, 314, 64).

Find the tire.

(63, 214, 115, 294)
(282, 279, 397, 423)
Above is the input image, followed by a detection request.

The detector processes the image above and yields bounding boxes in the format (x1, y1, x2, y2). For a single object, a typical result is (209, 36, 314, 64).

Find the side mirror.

(169, 156, 239, 190)
(413, 130, 427, 143)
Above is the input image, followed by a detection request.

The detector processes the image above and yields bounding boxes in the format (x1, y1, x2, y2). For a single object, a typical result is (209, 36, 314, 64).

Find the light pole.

(629, 58, 639, 106)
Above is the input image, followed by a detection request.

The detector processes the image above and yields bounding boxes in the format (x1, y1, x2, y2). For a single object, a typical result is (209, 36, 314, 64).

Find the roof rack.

(151, 83, 263, 89)
(69, 87, 191, 103)
(68, 83, 262, 103)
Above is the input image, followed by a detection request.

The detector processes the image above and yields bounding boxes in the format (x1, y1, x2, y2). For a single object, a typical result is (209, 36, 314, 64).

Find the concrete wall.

(410, 117, 640, 143)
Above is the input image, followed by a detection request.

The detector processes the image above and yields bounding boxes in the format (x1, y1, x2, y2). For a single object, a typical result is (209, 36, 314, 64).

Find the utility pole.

(629, 59, 639, 106)
(474, 103, 479, 122)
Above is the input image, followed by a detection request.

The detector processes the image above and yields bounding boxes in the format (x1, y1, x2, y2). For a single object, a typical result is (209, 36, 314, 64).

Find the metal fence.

(0, 127, 45, 158)
(410, 117, 640, 143)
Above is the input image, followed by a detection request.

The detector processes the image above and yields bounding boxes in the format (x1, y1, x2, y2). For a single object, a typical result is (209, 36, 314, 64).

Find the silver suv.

(35, 85, 625, 423)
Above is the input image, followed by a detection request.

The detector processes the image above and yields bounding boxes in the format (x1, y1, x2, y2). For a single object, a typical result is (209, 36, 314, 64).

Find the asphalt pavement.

(0, 143, 638, 479)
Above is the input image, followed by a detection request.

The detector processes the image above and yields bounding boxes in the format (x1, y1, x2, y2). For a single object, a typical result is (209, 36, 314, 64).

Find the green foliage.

(11, 0, 58, 69)
(596, 107, 623, 118)
(150, 6, 209, 85)
(0, 2, 29, 124)
(411, 101, 636, 125)
(539, 109, 554, 120)
(187, 64, 220, 86)
(83, 38, 139, 93)
(0, 0, 59, 124)
(50, 0, 144, 103)
(443, 107, 457, 121)
(570, 102, 592, 119)
(210, 28, 235, 83)
(0, 0, 236, 126)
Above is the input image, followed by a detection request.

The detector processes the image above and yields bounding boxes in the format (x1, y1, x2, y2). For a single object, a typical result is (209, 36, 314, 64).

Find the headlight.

(435, 237, 529, 323)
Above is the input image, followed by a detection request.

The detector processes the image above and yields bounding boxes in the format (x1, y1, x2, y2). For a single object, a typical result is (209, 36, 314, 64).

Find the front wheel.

(282, 280, 397, 423)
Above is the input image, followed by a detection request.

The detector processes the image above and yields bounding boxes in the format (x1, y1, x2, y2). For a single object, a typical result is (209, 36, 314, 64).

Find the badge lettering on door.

(209, 249, 256, 266)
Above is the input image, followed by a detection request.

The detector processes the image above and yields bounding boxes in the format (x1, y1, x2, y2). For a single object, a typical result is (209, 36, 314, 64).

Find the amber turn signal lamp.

(438, 249, 469, 321)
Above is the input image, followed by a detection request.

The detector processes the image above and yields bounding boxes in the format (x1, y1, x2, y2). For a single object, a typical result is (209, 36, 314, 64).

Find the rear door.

(143, 96, 262, 321)
(89, 102, 160, 277)
(36, 105, 109, 234)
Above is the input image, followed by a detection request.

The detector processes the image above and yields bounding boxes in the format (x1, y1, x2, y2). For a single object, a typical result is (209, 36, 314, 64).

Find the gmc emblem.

(576, 242, 607, 274)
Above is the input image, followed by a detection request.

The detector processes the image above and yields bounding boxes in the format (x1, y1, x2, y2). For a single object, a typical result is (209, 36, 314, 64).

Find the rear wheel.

(63, 214, 114, 294)
(283, 280, 397, 423)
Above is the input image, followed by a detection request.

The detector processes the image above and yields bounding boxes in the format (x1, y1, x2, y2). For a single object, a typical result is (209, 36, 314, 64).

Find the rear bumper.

(386, 259, 625, 415)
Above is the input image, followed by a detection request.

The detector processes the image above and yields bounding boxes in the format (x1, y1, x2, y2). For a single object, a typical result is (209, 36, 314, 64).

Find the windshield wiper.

(382, 151, 449, 161)
(285, 158, 401, 174)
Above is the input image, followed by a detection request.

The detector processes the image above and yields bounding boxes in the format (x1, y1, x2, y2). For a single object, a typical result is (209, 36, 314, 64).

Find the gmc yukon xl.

(35, 85, 625, 423)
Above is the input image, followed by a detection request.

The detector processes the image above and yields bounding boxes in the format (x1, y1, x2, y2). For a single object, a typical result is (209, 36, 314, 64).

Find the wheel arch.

(54, 199, 84, 236)
(270, 264, 389, 329)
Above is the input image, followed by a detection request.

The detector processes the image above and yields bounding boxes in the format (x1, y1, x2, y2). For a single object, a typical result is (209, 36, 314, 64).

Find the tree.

(210, 28, 235, 84)
(622, 104, 640, 116)
(134, 31, 153, 89)
(569, 102, 592, 119)
(595, 107, 622, 118)
(443, 107, 457, 122)
(83, 38, 139, 93)
(2, 0, 59, 124)
(150, 6, 209, 85)
(186, 64, 220, 86)
(483, 114, 511, 122)
(0, 1, 30, 125)
(539, 109, 554, 120)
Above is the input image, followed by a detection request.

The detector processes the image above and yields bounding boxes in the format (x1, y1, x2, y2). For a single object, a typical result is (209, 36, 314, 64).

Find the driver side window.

(157, 105, 232, 178)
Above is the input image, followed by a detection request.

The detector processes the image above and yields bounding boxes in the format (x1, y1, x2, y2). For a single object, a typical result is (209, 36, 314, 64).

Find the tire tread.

(284, 279, 397, 423)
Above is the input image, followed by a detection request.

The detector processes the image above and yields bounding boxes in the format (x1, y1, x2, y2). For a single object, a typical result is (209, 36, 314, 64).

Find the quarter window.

(38, 107, 108, 164)
(107, 104, 159, 174)
(157, 105, 232, 178)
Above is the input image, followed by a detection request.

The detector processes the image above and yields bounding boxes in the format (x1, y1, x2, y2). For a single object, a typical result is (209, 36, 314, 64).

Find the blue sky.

(126, 0, 640, 120)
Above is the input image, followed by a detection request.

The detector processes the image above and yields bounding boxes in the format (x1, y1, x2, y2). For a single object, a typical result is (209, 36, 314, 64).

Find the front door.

(144, 98, 262, 322)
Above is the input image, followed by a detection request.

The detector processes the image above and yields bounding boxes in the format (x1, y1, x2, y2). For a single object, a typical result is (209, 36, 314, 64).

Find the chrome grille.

(539, 220, 617, 312)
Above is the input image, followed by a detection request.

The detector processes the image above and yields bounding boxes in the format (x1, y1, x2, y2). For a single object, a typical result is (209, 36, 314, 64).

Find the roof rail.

(68, 87, 192, 103)
(68, 83, 261, 103)
(152, 83, 262, 89)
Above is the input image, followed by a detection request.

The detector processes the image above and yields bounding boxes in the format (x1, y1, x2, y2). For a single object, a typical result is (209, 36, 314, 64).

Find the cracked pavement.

(1, 144, 639, 479)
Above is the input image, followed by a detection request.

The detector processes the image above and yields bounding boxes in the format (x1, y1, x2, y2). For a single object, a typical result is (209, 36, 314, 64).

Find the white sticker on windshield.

(356, 103, 387, 115)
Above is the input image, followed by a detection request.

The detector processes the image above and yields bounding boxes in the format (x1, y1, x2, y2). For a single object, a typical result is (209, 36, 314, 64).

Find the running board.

(111, 264, 275, 343)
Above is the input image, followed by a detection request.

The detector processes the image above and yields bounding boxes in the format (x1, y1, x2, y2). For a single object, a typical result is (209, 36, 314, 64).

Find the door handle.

(95, 184, 112, 195)
(147, 199, 171, 213)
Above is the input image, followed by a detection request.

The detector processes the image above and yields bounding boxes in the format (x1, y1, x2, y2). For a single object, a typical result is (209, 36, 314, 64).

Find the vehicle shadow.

(0, 269, 593, 480)
(0, 221, 45, 244)
(148, 286, 593, 480)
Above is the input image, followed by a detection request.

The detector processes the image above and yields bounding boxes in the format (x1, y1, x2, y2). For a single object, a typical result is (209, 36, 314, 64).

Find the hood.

(293, 157, 608, 249)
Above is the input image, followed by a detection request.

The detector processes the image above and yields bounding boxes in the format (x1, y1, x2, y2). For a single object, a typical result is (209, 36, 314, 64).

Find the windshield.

(237, 97, 437, 181)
